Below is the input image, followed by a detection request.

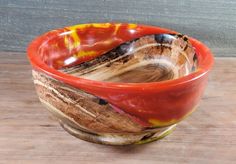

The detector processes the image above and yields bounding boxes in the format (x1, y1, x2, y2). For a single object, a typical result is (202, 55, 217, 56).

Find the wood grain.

(0, 0, 236, 57)
(0, 51, 236, 163)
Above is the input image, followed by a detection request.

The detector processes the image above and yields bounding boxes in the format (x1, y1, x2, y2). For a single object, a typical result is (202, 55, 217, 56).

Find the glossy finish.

(32, 69, 176, 145)
(27, 23, 214, 145)
(62, 33, 197, 83)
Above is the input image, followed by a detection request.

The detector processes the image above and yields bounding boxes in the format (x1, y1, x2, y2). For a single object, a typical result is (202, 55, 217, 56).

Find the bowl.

(27, 23, 214, 145)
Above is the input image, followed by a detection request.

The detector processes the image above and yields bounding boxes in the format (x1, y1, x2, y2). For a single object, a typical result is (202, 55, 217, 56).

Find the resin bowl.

(27, 23, 214, 145)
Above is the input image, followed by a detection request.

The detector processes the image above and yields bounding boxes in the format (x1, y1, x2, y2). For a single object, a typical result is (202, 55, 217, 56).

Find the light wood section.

(0, 52, 235, 163)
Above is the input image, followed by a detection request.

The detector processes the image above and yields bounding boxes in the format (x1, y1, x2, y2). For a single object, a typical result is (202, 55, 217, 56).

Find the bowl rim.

(27, 22, 214, 91)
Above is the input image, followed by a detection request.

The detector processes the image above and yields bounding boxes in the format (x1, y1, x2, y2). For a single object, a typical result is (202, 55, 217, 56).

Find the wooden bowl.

(27, 23, 214, 145)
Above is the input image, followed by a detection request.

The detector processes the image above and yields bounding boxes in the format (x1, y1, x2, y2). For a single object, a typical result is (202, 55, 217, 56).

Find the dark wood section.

(0, 0, 236, 56)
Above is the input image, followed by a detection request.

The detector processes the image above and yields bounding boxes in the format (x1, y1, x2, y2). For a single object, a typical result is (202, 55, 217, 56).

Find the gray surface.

(0, 0, 236, 56)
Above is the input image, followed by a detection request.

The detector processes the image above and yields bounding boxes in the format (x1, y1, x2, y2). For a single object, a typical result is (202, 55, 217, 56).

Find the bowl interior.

(37, 23, 197, 83)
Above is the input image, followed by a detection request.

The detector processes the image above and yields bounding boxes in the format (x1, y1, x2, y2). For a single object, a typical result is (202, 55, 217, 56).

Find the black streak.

(98, 99, 108, 105)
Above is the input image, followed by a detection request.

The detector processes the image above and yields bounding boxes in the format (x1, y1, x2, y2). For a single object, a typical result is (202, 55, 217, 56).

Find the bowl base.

(60, 121, 176, 145)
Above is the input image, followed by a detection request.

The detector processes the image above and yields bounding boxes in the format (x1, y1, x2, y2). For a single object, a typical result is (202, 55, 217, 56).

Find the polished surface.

(27, 23, 213, 129)
(32, 69, 176, 145)
(61, 34, 196, 83)
(27, 23, 214, 145)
